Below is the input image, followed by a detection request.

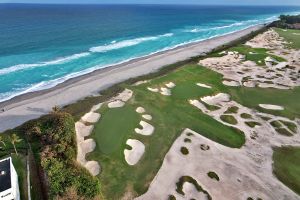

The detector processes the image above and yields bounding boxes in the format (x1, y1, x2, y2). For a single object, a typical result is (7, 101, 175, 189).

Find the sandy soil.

(259, 104, 284, 110)
(124, 139, 145, 166)
(108, 100, 125, 108)
(136, 107, 146, 114)
(196, 83, 212, 89)
(135, 121, 155, 136)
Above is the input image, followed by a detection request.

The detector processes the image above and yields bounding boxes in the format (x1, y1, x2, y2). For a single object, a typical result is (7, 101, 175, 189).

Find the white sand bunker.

(136, 107, 146, 113)
(75, 122, 94, 137)
(166, 82, 176, 88)
(124, 139, 145, 165)
(201, 93, 230, 106)
(147, 87, 159, 92)
(80, 139, 96, 154)
(85, 161, 100, 176)
(160, 87, 171, 96)
(293, 33, 300, 35)
(222, 80, 240, 87)
(182, 182, 209, 200)
(259, 104, 284, 110)
(91, 103, 102, 112)
(113, 89, 133, 102)
(142, 114, 152, 120)
(135, 121, 155, 136)
(81, 112, 101, 123)
(108, 100, 125, 108)
(196, 83, 212, 89)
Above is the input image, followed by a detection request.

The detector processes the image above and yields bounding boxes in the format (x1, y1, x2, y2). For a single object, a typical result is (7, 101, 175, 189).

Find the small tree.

(51, 105, 61, 114)
(0, 135, 6, 147)
(10, 134, 22, 156)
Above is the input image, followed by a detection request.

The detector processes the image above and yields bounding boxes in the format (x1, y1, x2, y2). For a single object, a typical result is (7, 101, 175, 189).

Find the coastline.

(0, 24, 265, 132)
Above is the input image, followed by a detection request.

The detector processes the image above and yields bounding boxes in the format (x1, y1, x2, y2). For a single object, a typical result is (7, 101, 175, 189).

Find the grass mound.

(273, 146, 300, 195)
(220, 115, 238, 125)
(207, 171, 220, 181)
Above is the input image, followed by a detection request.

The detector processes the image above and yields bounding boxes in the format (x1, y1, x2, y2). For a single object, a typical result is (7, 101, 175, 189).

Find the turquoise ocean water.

(0, 4, 299, 102)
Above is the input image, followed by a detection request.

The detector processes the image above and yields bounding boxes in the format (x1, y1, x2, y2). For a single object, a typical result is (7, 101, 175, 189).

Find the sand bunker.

(75, 122, 94, 137)
(259, 104, 284, 110)
(142, 114, 152, 121)
(108, 100, 125, 108)
(196, 83, 212, 89)
(166, 82, 176, 88)
(160, 87, 171, 96)
(81, 112, 101, 123)
(85, 161, 100, 176)
(113, 89, 133, 102)
(182, 182, 209, 200)
(80, 139, 96, 154)
(136, 107, 146, 114)
(91, 103, 102, 112)
(124, 139, 145, 166)
(222, 80, 240, 87)
(147, 87, 159, 92)
(201, 93, 230, 106)
(135, 121, 155, 136)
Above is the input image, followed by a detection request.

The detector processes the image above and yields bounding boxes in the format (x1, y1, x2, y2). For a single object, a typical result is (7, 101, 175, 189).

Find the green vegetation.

(228, 45, 286, 65)
(180, 147, 189, 155)
(273, 147, 300, 195)
(240, 113, 252, 119)
(276, 128, 293, 136)
(270, 120, 282, 129)
(207, 171, 220, 181)
(23, 112, 100, 199)
(184, 138, 192, 143)
(274, 28, 300, 49)
(220, 115, 238, 125)
(175, 176, 212, 199)
(280, 120, 297, 133)
(168, 195, 176, 200)
(224, 106, 239, 114)
(245, 121, 261, 128)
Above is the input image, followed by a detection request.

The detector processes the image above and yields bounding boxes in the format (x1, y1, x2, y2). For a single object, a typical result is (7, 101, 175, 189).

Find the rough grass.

(280, 120, 297, 133)
(273, 146, 300, 195)
(240, 113, 252, 119)
(180, 147, 189, 155)
(220, 115, 238, 125)
(224, 106, 239, 114)
(207, 171, 220, 181)
(274, 28, 300, 49)
(245, 121, 261, 128)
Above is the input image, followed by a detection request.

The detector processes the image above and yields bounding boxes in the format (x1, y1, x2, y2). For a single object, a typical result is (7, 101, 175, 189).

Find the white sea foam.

(89, 33, 173, 53)
(0, 52, 90, 76)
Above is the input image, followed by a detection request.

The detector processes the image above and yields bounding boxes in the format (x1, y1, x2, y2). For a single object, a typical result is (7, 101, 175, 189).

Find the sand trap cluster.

(136, 113, 300, 200)
(108, 89, 133, 108)
(124, 139, 145, 166)
(199, 29, 300, 90)
(135, 121, 155, 136)
(147, 82, 176, 96)
(259, 104, 284, 111)
(75, 108, 102, 176)
(196, 83, 212, 89)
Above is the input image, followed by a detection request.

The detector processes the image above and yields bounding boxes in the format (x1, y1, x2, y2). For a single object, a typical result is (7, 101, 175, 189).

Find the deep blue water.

(0, 4, 299, 101)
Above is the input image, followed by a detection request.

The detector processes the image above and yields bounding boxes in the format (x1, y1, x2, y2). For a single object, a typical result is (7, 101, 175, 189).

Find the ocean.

(0, 4, 299, 102)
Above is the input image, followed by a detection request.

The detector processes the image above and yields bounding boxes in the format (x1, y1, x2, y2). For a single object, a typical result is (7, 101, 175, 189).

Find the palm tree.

(10, 134, 22, 156)
(51, 105, 61, 113)
(0, 135, 6, 147)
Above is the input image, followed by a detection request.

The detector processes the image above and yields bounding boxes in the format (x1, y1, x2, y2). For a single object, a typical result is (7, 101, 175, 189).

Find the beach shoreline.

(0, 24, 265, 132)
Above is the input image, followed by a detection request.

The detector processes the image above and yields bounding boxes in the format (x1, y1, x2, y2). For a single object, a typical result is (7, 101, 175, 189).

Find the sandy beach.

(0, 24, 264, 132)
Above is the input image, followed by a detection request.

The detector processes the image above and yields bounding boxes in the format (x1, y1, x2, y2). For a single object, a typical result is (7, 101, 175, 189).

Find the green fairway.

(273, 147, 300, 195)
(228, 45, 286, 65)
(88, 65, 246, 199)
(274, 28, 300, 49)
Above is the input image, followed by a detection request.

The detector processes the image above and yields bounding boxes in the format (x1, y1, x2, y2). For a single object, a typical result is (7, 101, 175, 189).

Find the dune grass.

(274, 28, 300, 49)
(273, 147, 300, 195)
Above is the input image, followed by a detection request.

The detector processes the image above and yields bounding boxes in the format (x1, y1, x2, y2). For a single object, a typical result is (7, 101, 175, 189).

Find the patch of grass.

(200, 100, 220, 111)
(276, 128, 293, 136)
(175, 176, 212, 200)
(168, 195, 176, 200)
(270, 121, 282, 129)
(220, 115, 238, 125)
(180, 147, 189, 155)
(207, 171, 220, 181)
(229, 45, 286, 66)
(184, 138, 192, 143)
(274, 28, 300, 49)
(280, 120, 297, 133)
(245, 121, 261, 128)
(240, 113, 252, 119)
(224, 106, 239, 114)
(273, 146, 300, 195)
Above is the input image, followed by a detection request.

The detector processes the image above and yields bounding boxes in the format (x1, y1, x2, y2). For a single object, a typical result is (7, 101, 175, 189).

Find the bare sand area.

(0, 25, 264, 132)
